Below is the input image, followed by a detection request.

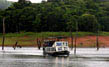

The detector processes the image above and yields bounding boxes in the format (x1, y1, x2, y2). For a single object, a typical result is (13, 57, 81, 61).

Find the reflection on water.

(54, 57, 69, 67)
(0, 54, 84, 67)
(0, 54, 100, 67)
(0, 47, 109, 67)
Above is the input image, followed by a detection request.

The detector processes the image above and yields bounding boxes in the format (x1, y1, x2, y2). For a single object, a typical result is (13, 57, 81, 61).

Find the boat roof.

(46, 36, 68, 39)
(43, 41, 55, 47)
(43, 40, 68, 47)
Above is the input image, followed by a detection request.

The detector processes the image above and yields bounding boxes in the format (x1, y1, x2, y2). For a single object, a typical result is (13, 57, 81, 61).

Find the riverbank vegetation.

(0, 32, 109, 47)
(1, 32, 109, 37)
(0, 0, 109, 33)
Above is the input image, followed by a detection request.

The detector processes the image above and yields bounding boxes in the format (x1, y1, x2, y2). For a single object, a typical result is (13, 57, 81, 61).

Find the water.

(0, 47, 109, 67)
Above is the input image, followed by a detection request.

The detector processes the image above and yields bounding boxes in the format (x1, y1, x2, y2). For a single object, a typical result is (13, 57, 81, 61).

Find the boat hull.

(43, 51, 70, 56)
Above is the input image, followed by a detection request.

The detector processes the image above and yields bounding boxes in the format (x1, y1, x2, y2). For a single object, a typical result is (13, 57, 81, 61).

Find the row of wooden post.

(70, 22, 100, 54)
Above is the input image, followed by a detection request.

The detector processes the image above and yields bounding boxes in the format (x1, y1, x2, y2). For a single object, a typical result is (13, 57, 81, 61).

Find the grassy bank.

(0, 32, 109, 47)
(0, 32, 109, 37)
(1, 32, 109, 37)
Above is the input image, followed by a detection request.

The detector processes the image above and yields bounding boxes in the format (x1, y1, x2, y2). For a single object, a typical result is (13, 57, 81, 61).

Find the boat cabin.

(43, 40, 70, 56)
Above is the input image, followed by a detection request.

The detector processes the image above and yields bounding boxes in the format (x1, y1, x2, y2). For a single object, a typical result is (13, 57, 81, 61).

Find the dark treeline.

(0, 0, 109, 33)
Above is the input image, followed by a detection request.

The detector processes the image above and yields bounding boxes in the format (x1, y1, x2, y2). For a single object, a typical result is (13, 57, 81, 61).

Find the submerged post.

(70, 30, 73, 50)
(71, 36, 73, 50)
(2, 17, 5, 50)
(96, 30, 99, 51)
(74, 36, 77, 54)
(96, 22, 100, 51)
(74, 22, 78, 55)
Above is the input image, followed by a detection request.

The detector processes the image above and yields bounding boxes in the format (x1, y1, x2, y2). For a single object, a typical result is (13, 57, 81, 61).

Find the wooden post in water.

(74, 36, 77, 54)
(2, 17, 5, 50)
(96, 22, 100, 51)
(74, 22, 78, 55)
(13, 41, 18, 50)
(37, 38, 41, 50)
(96, 29, 99, 51)
(70, 30, 73, 50)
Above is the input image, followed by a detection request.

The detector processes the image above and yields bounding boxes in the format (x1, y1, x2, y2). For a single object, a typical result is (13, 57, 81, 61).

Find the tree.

(67, 15, 79, 49)
(18, 0, 26, 3)
(79, 14, 99, 32)
(0, 0, 108, 33)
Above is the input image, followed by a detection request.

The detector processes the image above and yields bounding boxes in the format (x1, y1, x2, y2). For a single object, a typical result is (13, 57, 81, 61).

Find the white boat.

(43, 40, 70, 56)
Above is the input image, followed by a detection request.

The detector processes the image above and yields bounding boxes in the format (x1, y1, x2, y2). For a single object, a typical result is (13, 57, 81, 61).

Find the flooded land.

(0, 47, 109, 67)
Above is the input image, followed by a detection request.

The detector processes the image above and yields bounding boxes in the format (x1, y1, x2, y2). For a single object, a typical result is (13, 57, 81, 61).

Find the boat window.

(66, 43, 68, 46)
(51, 48, 55, 51)
(58, 47, 62, 50)
(63, 42, 64, 45)
(64, 47, 67, 50)
(48, 48, 50, 51)
(62, 42, 65, 46)
(56, 42, 62, 46)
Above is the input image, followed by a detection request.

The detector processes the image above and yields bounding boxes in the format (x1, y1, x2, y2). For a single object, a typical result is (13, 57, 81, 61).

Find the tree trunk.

(74, 22, 78, 55)
(2, 17, 5, 50)
(70, 29, 73, 50)
(96, 32, 99, 50)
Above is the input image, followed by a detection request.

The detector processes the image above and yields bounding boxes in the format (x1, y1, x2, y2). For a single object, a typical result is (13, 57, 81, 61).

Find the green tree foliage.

(18, 0, 26, 3)
(79, 14, 98, 32)
(0, 0, 108, 33)
(67, 15, 79, 32)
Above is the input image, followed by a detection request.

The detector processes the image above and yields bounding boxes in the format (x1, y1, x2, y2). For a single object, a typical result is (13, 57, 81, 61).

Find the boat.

(43, 40, 70, 56)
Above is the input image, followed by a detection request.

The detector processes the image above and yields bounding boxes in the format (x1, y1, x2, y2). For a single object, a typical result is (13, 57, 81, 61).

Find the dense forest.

(0, 0, 109, 33)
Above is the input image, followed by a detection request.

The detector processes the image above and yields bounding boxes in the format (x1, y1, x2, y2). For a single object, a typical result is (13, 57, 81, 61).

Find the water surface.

(0, 47, 109, 67)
